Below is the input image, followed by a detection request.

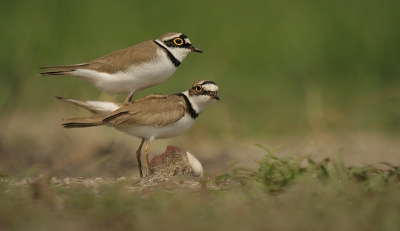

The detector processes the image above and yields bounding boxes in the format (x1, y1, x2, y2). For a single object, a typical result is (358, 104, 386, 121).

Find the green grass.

(1, 147, 400, 231)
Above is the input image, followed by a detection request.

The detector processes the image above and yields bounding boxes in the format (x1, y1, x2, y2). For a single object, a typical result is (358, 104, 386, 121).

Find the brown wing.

(40, 40, 158, 75)
(103, 94, 186, 127)
(84, 40, 158, 74)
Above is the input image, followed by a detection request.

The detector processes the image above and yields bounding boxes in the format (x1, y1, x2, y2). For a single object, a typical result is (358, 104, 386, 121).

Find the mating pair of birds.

(40, 32, 220, 177)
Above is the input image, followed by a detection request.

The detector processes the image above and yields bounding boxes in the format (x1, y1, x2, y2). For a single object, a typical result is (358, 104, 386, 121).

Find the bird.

(59, 80, 219, 177)
(40, 32, 203, 104)
(55, 97, 205, 177)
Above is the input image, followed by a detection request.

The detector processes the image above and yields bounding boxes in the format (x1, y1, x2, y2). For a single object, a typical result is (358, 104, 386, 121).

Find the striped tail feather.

(62, 115, 105, 128)
(39, 70, 75, 76)
(38, 63, 89, 76)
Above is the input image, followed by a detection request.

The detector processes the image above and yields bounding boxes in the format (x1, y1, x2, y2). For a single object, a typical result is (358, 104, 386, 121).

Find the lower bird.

(59, 80, 219, 177)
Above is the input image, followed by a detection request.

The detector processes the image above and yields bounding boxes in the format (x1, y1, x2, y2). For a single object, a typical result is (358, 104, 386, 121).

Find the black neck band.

(153, 40, 181, 67)
(176, 93, 199, 119)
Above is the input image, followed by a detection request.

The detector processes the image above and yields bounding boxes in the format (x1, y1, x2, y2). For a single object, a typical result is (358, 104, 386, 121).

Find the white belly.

(114, 114, 195, 141)
(74, 50, 177, 95)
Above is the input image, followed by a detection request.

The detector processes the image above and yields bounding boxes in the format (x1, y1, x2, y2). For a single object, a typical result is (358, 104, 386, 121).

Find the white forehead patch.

(184, 38, 191, 44)
(202, 83, 219, 92)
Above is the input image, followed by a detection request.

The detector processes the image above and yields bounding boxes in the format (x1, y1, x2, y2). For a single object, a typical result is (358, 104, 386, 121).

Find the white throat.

(155, 39, 191, 62)
(182, 91, 216, 114)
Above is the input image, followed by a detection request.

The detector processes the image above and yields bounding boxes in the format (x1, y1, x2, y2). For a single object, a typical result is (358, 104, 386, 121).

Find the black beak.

(190, 45, 203, 53)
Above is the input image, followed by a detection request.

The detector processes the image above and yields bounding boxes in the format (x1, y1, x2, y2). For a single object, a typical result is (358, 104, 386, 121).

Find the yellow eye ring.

(195, 85, 202, 92)
(173, 38, 184, 46)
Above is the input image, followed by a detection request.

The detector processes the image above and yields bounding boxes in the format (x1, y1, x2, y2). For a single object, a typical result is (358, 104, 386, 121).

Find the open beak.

(210, 92, 220, 100)
(190, 45, 203, 53)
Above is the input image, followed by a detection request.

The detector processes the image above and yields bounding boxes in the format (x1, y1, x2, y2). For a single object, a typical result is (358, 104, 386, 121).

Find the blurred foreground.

(1, 151, 400, 231)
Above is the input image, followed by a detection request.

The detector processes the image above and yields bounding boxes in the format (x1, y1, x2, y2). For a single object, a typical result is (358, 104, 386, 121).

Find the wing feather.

(84, 40, 158, 73)
(103, 94, 186, 127)
(40, 40, 158, 75)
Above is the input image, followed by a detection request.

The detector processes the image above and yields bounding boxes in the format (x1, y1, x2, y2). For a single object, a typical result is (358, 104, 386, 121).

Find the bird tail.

(38, 63, 89, 76)
(62, 115, 106, 128)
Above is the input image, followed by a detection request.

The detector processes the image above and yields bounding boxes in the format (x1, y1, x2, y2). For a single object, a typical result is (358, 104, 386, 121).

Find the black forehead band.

(201, 90, 217, 95)
(200, 81, 216, 86)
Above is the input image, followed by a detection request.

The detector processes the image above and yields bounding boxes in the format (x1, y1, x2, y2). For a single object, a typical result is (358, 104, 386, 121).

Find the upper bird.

(39, 32, 203, 104)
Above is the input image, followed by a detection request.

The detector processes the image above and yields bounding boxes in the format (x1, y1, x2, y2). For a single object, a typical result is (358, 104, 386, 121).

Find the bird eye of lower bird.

(173, 38, 184, 46)
(195, 85, 202, 92)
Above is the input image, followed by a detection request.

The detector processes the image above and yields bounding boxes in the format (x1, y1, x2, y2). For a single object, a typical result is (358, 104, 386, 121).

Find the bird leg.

(144, 141, 153, 177)
(136, 139, 145, 178)
(124, 92, 134, 105)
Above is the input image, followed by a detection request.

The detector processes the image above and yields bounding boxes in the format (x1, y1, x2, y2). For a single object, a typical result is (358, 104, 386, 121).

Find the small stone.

(149, 146, 203, 179)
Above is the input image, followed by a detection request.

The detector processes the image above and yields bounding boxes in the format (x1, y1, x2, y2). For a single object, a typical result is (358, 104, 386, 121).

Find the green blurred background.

(1, 0, 400, 176)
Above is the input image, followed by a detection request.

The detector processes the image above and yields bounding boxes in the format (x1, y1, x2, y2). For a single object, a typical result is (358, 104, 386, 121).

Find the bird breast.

(115, 113, 195, 140)
(74, 49, 177, 95)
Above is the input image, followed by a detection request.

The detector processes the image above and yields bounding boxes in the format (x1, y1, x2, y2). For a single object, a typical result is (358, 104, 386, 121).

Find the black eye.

(173, 38, 184, 46)
(195, 85, 202, 92)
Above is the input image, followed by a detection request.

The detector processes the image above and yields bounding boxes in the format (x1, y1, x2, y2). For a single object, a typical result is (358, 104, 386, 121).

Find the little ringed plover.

(40, 33, 203, 104)
(59, 80, 219, 177)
